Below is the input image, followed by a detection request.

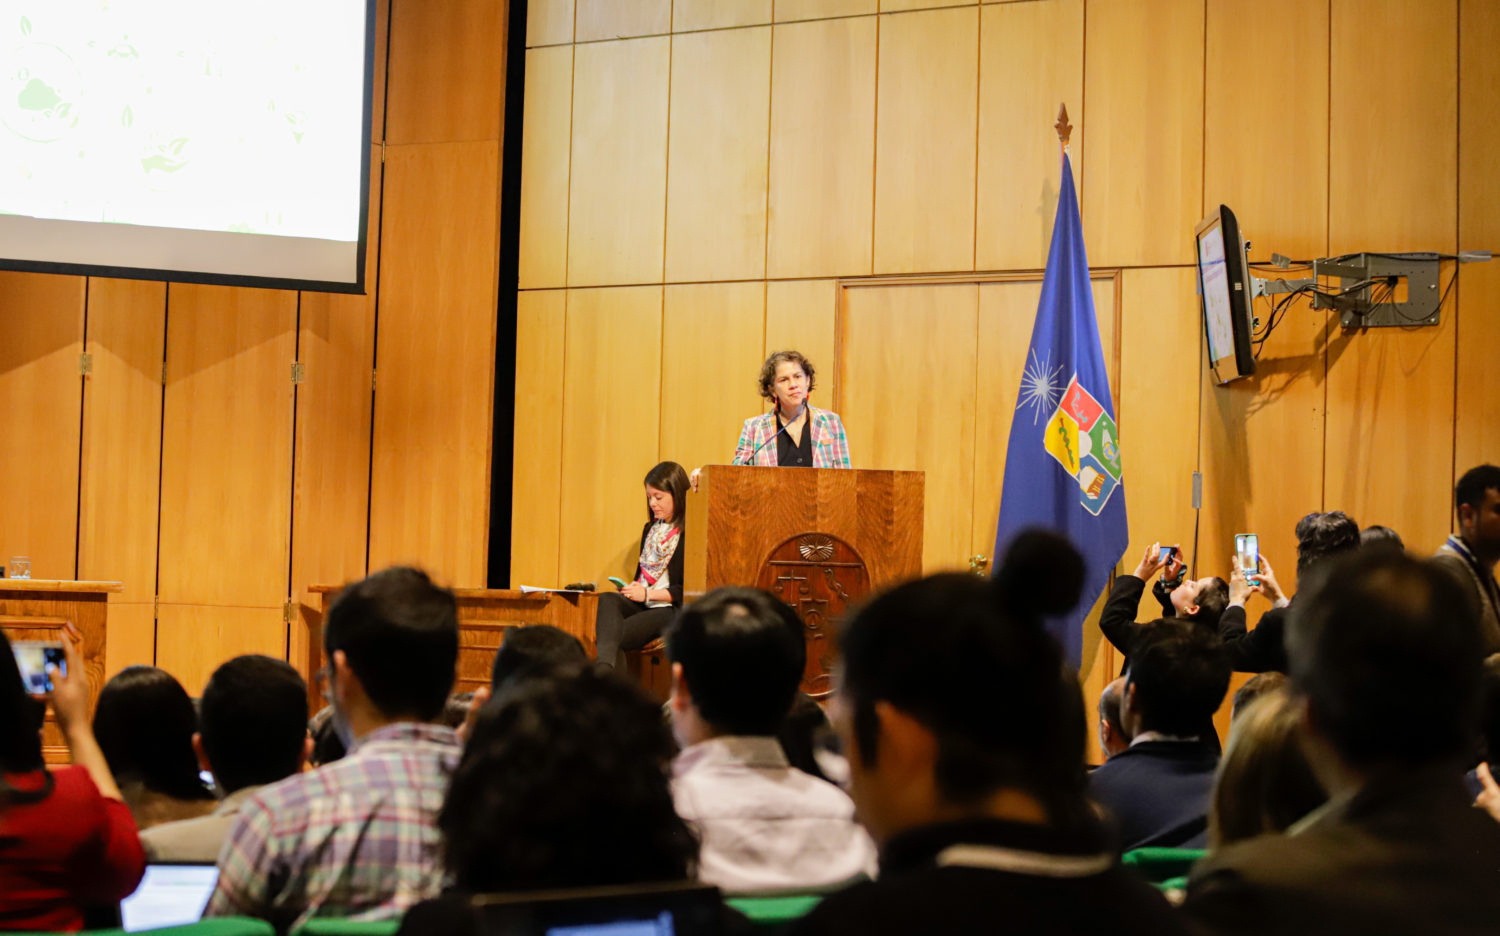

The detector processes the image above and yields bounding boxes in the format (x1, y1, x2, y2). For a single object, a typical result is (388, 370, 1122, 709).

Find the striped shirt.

(206, 722, 459, 932)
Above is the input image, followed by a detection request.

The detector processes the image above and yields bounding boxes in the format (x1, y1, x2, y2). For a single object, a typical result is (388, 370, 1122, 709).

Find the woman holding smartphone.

(594, 461, 689, 671)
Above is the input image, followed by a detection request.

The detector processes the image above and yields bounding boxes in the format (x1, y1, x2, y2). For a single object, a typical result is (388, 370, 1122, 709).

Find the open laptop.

(473, 882, 724, 936)
(118, 863, 220, 932)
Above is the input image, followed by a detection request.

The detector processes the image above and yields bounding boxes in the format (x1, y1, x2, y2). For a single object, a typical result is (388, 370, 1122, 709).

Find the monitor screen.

(548, 912, 676, 936)
(0, 0, 373, 292)
(119, 864, 219, 933)
(1197, 220, 1237, 368)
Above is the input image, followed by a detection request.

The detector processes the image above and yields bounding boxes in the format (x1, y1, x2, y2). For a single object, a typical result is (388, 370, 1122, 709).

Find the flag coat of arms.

(993, 152, 1129, 667)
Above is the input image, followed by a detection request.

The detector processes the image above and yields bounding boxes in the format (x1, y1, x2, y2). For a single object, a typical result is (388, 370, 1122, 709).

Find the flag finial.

(1055, 104, 1073, 148)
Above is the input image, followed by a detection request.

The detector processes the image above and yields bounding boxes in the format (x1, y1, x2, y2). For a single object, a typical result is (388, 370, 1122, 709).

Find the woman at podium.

(594, 461, 689, 670)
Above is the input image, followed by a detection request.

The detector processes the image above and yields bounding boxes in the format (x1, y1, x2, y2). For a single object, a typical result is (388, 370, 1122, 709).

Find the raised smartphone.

(12, 641, 66, 694)
(1235, 533, 1260, 584)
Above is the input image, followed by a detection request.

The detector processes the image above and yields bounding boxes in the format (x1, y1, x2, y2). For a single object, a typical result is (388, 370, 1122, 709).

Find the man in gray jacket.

(1433, 464, 1500, 660)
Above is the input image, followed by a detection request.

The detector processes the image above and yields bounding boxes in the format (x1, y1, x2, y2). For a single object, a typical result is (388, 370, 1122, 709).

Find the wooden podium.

(0, 579, 120, 764)
(684, 466, 923, 694)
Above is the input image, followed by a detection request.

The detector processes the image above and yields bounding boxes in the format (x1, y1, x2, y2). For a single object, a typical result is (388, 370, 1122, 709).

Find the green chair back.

(290, 921, 401, 936)
(12, 919, 278, 936)
(725, 894, 825, 927)
(1120, 847, 1206, 882)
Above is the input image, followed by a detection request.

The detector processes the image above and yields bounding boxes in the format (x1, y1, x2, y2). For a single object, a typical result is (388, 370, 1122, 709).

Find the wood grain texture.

(673, 0, 771, 31)
(774, 0, 875, 21)
(370, 141, 501, 586)
(665, 27, 772, 282)
(765, 280, 838, 399)
(575, 0, 671, 43)
(660, 283, 767, 473)
(385, 0, 508, 144)
(103, 602, 156, 680)
(767, 16, 877, 278)
(372, 0, 391, 141)
(975, 0, 1084, 272)
(873, 6, 979, 274)
(0, 587, 109, 762)
(518, 46, 574, 290)
(78, 278, 165, 606)
(567, 37, 670, 286)
(1081, 0, 1204, 267)
(838, 284, 977, 572)
(158, 285, 296, 608)
(155, 605, 287, 694)
(511, 290, 567, 587)
(527, 0, 575, 46)
(1204, 0, 1329, 262)
(1329, 0, 1457, 252)
(557, 286, 663, 591)
(0, 273, 85, 581)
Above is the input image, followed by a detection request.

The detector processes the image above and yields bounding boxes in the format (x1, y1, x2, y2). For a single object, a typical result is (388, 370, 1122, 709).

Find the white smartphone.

(1235, 533, 1260, 584)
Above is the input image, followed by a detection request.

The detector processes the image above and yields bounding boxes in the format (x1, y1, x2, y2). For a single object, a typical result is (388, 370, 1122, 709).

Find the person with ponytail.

(793, 531, 1192, 936)
(0, 627, 146, 931)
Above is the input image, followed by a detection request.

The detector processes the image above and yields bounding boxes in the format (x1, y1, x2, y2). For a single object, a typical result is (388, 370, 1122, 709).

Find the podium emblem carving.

(756, 534, 869, 697)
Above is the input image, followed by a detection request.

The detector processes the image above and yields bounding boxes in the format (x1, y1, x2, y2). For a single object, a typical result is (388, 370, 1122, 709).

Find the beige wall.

(0, 0, 508, 692)
(512, 0, 1500, 750)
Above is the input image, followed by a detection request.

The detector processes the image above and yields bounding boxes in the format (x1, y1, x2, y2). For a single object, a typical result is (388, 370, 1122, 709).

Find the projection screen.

(0, 1, 374, 293)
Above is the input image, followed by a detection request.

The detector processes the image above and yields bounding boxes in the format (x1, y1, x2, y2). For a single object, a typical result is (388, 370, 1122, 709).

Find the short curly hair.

(758, 350, 817, 402)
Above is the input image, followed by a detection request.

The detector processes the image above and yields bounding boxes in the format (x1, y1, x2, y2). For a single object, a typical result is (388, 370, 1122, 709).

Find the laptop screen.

(548, 913, 676, 936)
(476, 883, 720, 936)
(120, 864, 220, 932)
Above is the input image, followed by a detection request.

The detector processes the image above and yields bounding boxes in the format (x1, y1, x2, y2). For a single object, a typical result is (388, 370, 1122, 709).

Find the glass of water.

(8, 556, 30, 579)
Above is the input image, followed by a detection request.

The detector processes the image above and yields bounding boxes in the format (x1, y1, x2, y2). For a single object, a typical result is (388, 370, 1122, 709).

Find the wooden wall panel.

(372, 0, 391, 140)
(1454, 0, 1500, 483)
(975, 0, 1084, 272)
(674, 0, 771, 32)
(518, 46, 574, 290)
(1324, 0, 1458, 553)
(511, 290, 567, 587)
(765, 280, 838, 399)
(575, 0, 670, 43)
(568, 37, 670, 286)
(385, 0, 507, 144)
(0, 273, 84, 581)
(665, 27, 772, 282)
(528, 0, 574, 47)
(873, 7, 979, 274)
(156, 606, 287, 693)
(660, 283, 766, 473)
(1204, 0, 1329, 262)
(557, 287, 663, 590)
(767, 16, 877, 278)
(77, 279, 165, 671)
(775, 0, 874, 22)
(370, 141, 501, 586)
(1082, 0, 1204, 267)
(157, 285, 296, 608)
(839, 284, 978, 572)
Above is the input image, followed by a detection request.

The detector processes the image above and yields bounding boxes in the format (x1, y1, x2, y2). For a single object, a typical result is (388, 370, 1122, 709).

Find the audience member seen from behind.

(1089, 619, 1231, 850)
(453, 624, 588, 744)
(140, 655, 310, 862)
(667, 587, 875, 891)
(0, 627, 145, 931)
(397, 666, 697, 936)
(1097, 676, 1131, 760)
(208, 567, 461, 931)
(1466, 658, 1500, 802)
(93, 665, 217, 831)
(1207, 687, 1325, 849)
(1099, 542, 1229, 667)
(594, 461, 689, 671)
(1360, 524, 1405, 552)
(1184, 551, 1500, 935)
(794, 532, 1193, 936)
(1220, 510, 1361, 673)
(1228, 672, 1287, 724)
(1433, 464, 1500, 659)
(778, 692, 838, 784)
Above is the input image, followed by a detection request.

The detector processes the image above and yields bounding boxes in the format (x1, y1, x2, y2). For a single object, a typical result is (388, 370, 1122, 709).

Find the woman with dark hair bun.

(0, 627, 146, 929)
(593, 461, 689, 671)
(93, 665, 216, 830)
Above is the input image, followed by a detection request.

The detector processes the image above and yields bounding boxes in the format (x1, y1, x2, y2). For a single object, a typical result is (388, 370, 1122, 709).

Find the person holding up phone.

(1099, 541, 1231, 670)
(0, 625, 146, 930)
(594, 462, 689, 671)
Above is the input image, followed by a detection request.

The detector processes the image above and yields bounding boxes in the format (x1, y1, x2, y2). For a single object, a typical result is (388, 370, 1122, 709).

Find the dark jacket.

(1088, 741, 1220, 850)
(793, 817, 1193, 936)
(1098, 575, 1176, 665)
(1184, 766, 1500, 936)
(633, 519, 684, 607)
(1217, 603, 1289, 673)
(1433, 540, 1500, 658)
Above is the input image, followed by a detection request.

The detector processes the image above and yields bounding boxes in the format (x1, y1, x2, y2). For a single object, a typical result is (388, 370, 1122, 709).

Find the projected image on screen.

(1197, 225, 1236, 365)
(0, 0, 371, 290)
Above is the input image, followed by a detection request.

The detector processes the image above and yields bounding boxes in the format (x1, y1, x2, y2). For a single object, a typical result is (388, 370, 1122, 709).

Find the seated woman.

(0, 627, 146, 930)
(93, 666, 217, 831)
(1208, 686, 1327, 848)
(397, 666, 697, 935)
(594, 461, 688, 671)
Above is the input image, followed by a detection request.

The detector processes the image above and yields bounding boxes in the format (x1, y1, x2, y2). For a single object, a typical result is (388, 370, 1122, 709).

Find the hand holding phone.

(1235, 534, 1260, 586)
(12, 641, 66, 695)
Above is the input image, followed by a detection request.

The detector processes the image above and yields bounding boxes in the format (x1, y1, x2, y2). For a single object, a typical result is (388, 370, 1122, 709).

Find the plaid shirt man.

(732, 405, 852, 468)
(206, 722, 459, 932)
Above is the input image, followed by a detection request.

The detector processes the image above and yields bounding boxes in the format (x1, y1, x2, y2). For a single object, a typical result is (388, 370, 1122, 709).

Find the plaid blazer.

(732, 405, 852, 468)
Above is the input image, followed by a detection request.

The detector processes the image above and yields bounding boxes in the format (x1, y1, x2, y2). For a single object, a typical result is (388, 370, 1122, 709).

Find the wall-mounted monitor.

(1195, 205, 1257, 384)
(0, 0, 375, 293)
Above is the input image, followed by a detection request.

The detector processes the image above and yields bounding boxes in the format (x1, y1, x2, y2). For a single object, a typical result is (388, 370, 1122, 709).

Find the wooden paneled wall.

(0, 0, 506, 692)
(513, 0, 1499, 755)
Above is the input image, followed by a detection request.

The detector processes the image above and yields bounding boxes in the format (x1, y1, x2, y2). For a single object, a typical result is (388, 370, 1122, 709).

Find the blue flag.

(993, 153, 1128, 667)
